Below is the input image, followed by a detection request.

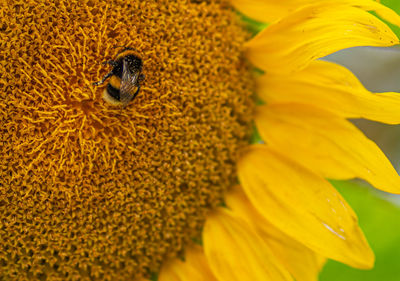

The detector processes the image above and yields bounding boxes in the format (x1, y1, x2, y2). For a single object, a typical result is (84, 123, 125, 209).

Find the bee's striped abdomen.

(104, 84, 121, 104)
(104, 73, 122, 104)
(109, 76, 121, 88)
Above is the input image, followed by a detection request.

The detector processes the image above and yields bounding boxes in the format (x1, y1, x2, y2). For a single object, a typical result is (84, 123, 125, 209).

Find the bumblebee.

(93, 47, 145, 106)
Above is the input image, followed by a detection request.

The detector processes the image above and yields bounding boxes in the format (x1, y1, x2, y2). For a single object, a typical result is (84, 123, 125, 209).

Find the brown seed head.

(0, 0, 254, 280)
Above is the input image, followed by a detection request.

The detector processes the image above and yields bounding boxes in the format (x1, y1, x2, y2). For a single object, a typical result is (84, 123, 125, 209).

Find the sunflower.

(1, 0, 400, 280)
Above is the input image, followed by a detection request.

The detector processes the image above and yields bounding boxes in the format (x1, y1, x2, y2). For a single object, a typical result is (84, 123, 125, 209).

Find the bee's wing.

(119, 59, 140, 104)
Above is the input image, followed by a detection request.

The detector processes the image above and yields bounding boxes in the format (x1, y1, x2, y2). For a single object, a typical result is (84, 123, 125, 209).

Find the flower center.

(1, 0, 254, 279)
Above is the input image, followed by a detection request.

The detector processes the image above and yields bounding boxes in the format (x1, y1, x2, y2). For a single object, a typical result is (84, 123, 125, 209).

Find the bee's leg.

(131, 84, 141, 101)
(92, 70, 113, 86)
(102, 60, 118, 67)
(138, 74, 145, 82)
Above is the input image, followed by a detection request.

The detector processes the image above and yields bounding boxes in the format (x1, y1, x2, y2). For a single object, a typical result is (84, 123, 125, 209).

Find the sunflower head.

(1, 0, 254, 279)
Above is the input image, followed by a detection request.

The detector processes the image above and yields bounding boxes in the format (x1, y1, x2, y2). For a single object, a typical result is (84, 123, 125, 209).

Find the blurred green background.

(381, 0, 400, 39)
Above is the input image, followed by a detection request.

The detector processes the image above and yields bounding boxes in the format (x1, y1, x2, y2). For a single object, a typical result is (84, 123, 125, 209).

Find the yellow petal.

(226, 185, 322, 281)
(255, 103, 400, 194)
(317, 256, 327, 271)
(257, 60, 400, 124)
(245, 3, 399, 73)
(231, 0, 400, 25)
(237, 145, 374, 269)
(159, 244, 218, 281)
(229, 0, 308, 23)
(203, 208, 293, 281)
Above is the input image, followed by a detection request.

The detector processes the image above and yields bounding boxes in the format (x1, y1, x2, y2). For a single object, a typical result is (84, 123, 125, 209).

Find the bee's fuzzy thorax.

(103, 88, 124, 106)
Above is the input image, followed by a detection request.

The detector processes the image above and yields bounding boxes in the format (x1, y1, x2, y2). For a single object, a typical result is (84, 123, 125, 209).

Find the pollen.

(0, 0, 254, 280)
